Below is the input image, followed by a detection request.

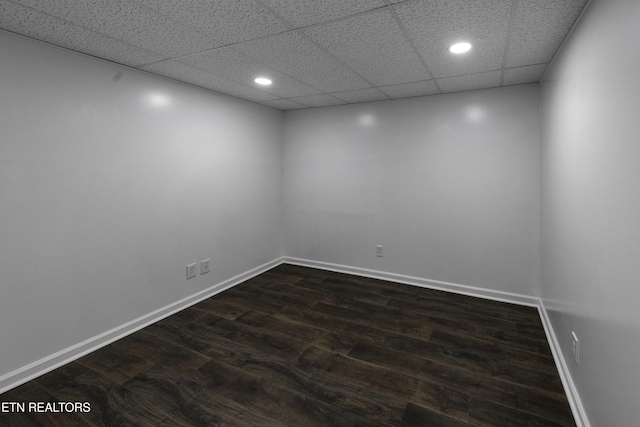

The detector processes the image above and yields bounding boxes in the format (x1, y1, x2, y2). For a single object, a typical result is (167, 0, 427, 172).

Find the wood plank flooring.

(0, 264, 576, 426)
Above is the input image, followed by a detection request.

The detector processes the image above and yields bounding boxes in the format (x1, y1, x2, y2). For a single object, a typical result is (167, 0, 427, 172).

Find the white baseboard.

(283, 257, 540, 307)
(538, 301, 591, 427)
(1, 255, 589, 427)
(282, 257, 589, 427)
(0, 257, 285, 394)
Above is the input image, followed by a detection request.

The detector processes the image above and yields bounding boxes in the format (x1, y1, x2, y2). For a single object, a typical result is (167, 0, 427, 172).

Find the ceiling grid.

(499, 0, 520, 86)
(0, 0, 589, 110)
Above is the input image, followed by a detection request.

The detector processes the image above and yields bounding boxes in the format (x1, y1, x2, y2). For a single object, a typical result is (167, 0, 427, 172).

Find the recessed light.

(449, 42, 472, 54)
(254, 77, 272, 86)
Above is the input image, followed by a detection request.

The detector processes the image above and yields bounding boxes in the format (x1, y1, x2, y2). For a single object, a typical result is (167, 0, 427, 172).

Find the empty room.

(1, 0, 638, 426)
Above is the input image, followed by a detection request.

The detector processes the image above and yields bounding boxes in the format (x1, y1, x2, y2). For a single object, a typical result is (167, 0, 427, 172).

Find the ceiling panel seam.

(5, 0, 171, 63)
(500, 0, 520, 86)
(127, 0, 229, 47)
(383, 0, 442, 94)
(171, 45, 324, 100)
(250, 0, 389, 99)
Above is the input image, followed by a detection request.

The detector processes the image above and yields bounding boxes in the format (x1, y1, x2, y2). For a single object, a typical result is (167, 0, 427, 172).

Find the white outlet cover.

(201, 259, 210, 275)
(187, 263, 197, 279)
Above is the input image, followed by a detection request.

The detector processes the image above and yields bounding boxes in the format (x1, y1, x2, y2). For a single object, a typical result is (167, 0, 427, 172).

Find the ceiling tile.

(395, 0, 511, 78)
(137, 0, 290, 45)
(4, 0, 587, 106)
(79, 33, 166, 67)
(259, 0, 385, 27)
(289, 94, 346, 108)
(15, 0, 221, 57)
(379, 80, 441, 99)
(503, 63, 548, 86)
(259, 99, 307, 110)
(331, 88, 389, 104)
(0, 0, 169, 68)
(303, 9, 428, 86)
(10, 0, 73, 17)
(139, 60, 279, 102)
(179, 47, 321, 98)
(234, 30, 371, 93)
(0, 0, 91, 52)
(437, 70, 502, 93)
(506, 0, 587, 67)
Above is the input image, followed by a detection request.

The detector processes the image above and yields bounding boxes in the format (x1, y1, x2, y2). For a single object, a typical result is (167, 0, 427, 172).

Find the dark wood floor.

(1, 264, 576, 426)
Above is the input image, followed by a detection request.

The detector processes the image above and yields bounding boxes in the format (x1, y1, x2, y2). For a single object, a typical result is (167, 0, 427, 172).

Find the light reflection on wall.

(465, 105, 486, 122)
(146, 92, 171, 108)
(358, 114, 376, 127)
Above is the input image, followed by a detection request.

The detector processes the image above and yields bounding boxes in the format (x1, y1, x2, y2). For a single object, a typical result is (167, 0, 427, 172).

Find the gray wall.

(0, 31, 283, 378)
(9, 2, 639, 422)
(283, 85, 541, 296)
(541, 0, 640, 425)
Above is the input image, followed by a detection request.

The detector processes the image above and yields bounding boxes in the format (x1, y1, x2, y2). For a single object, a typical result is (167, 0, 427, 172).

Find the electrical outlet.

(571, 331, 579, 365)
(201, 259, 210, 275)
(376, 245, 383, 257)
(186, 263, 197, 280)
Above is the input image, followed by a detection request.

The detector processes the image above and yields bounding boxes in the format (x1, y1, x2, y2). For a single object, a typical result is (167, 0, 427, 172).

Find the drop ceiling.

(0, 0, 588, 110)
